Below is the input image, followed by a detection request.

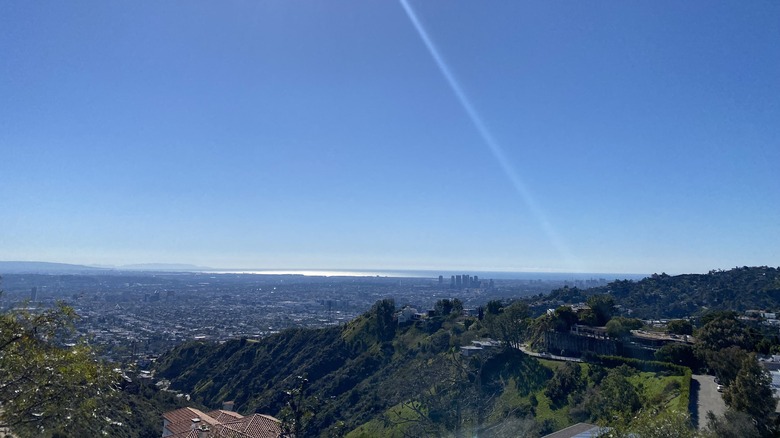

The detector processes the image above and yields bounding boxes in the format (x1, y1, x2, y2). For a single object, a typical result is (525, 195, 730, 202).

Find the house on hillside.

(395, 306, 419, 324)
(162, 405, 281, 438)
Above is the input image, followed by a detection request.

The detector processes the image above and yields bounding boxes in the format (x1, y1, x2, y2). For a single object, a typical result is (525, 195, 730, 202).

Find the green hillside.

(155, 299, 690, 437)
(544, 266, 780, 319)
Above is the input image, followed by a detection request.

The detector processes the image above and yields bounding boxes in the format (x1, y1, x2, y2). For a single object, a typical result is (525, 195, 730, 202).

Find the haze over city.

(1, 1, 778, 275)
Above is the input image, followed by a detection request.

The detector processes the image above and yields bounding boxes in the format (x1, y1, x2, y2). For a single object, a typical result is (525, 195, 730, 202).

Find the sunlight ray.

(399, 0, 583, 271)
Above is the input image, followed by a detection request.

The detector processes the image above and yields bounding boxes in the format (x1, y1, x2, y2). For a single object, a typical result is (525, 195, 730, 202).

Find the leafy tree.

(486, 300, 503, 316)
(701, 410, 761, 438)
(723, 354, 777, 436)
(696, 313, 755, 351)
(586, 366, 641, 423)
(487, 302, 530, 348)
(699, 310, 739, 328)
(0, 299, 115, 437)
(702, 346, 747, 386)
(434, 299, 454, 316)
(667, 319, 693, 335)
(526, 314, 553, 350)
(605, 317, 642, 339)
(551, 306, 578, 332)
(544, 362, 584, 407)
(586, 295, 615, 326)
(696, 312, 759, 385)
(654, 343, 699, 369)
(452, 298, 464, 316)
(578, 309, 599, 327)
(370, 299, 396, 341)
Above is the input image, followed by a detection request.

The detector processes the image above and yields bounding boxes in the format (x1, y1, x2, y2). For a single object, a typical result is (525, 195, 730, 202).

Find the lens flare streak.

(399, 0, 582, 271)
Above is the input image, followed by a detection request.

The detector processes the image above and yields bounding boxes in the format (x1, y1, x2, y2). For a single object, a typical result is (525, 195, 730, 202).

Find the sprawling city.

(0, 268, 611, 362)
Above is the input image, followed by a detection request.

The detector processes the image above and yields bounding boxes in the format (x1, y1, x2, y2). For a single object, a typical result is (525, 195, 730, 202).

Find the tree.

(551, 306, 578, 332)
(654, 343, 699, 369)
(586, 366, 641, 423)
(544, 362, 584, 407)
(486, 300, 503, 316)
(487, 302, 529, 348)
(696, 313, 755, 351)
(605, 317, 642, 339)
(586, 295, 615, 326)
(696, 313, 757, 385)
(667, 319, 693, 335)
(280, 375, 315, 438)
(370, 299, 396, 342)
(434, 299, 454, 316)
(701, 410, 761, 438)
(723, 353, 777, 436)
(0, 299, 115, 437)
(703, 346, 747, 386)
(452, 298, 464, 316)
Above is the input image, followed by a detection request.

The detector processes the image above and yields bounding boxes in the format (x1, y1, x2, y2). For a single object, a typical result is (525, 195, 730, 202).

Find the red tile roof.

(214, 414, 282, 438)
(163, 407, 281, 438)
(206, 409, 244, 424)
(163, 407, 217, 436)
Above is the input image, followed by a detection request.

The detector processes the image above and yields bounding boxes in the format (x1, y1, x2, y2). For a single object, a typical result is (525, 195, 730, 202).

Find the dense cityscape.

(0, 269, 612, 363)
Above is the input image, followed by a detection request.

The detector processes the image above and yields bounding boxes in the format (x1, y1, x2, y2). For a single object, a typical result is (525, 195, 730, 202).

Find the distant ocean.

(206, 269, 648, 281)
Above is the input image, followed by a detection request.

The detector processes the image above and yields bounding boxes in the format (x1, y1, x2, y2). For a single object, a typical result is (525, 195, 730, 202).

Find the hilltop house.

(162, 405, 281, 438)
(395, 305, 425, 324)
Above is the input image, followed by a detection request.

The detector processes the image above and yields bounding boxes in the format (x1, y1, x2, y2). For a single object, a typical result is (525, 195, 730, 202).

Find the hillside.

(154, 300, 689, 437)
(543, 266, 780, 319)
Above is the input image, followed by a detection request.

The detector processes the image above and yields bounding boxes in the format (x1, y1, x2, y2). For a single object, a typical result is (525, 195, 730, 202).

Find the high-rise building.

(438, 275, 443, 285)
(30, 287, 37, 302)
(456, 275, 462, 288)
(450, 275, 456, 288)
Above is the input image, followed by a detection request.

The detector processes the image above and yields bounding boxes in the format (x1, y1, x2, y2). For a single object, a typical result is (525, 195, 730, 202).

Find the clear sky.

(1, 1, 778, 274)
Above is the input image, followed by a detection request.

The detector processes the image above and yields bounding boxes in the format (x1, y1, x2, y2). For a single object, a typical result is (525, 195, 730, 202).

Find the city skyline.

(1, 1, 778, 275)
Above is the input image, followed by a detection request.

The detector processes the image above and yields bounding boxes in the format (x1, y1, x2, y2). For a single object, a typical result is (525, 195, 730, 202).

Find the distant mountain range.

(0, 261, 212, 274)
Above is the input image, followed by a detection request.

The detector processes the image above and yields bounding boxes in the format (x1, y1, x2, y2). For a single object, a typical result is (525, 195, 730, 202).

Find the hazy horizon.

(2, 258, 740, 279)
(2, 2, 778, 275)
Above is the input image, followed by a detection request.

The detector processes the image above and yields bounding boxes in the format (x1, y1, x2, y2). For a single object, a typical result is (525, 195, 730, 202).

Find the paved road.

(517, 345, 582, 362)
(690, 374, 726, 429)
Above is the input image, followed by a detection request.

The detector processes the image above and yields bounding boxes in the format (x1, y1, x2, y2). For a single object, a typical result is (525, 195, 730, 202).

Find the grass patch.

(627, 371, 687, 411)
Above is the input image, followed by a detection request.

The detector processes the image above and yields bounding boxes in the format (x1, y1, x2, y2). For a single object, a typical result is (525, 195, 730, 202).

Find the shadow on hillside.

(688, 378, 700, 429)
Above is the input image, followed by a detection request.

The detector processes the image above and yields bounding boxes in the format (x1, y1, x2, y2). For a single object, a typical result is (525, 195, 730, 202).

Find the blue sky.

(1, 1, 778, 274)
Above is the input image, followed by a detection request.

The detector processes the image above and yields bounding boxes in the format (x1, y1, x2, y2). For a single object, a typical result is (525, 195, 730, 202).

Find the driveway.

(690, 374, 726, 429)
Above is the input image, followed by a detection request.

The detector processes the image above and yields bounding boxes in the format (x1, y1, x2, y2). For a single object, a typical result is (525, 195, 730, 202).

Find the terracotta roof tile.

(164, 408, 280, 438)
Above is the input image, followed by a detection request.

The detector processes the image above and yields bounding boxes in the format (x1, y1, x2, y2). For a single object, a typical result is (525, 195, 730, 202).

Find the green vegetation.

(546, 266, 780, 319)
(0, 299, 117, 437)
(722, 353, 777, 436)
(155, 298, 699, 437)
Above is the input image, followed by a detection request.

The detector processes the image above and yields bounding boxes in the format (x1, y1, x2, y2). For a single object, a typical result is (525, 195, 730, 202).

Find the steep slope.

(155, 301, 553, 436)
